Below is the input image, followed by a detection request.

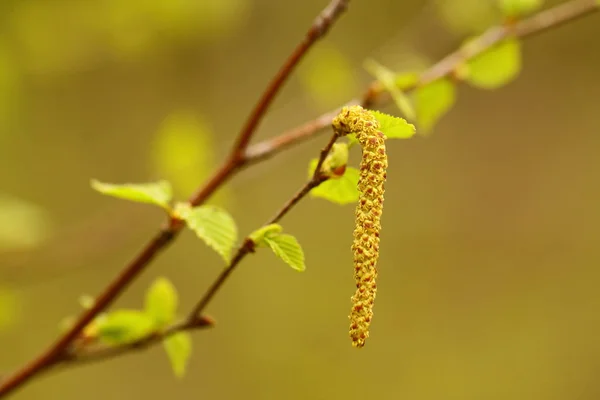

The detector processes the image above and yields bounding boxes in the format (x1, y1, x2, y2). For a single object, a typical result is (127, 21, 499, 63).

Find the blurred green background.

(1, 0, 600, 399)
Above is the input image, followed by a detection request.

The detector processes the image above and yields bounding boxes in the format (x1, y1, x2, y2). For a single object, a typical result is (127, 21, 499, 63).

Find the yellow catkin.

(332, 105, 387, 348)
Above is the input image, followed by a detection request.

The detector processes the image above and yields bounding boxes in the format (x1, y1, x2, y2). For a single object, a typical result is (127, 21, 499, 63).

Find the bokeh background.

(2, 0, 600, 399)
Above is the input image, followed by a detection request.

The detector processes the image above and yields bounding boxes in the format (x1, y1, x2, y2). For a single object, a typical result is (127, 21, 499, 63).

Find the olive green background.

(1, 0, 600, 399)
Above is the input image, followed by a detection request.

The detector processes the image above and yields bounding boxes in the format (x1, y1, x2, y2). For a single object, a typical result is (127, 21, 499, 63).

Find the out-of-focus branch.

(244, 0, 599, 165)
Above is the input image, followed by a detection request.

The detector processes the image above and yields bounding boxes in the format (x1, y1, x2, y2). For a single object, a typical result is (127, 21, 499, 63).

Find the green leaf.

(298, 43, 358, 108)
(465, 38, 522, 89)
(175, 203, 237, 263)
(308, 160, 359, 205)
(414, 78, 457, 133)
(371, 110, 416, 139)
(249, 224, 283, 245)
(145, 277, 178, 329)
(264, 234, 305, 272)
(395, 72, 420, 90)
(152, 112, 216, 197)
(346, 134, 359, 147)
(91, 180, 173, 210)
(163, 332, 192, 378)
(498, 0, 543, 18)
(95, 310, 156, 345)
(364, 59, 415, 121)
(322, 143, 349, 176)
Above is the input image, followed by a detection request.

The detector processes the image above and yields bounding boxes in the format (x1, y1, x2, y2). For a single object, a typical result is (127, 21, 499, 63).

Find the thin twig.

(230, 0, 349, 159)
(0, 1, 350, 397)
(51, 133, 338, 370)
(244, 0, 599, 164)
(190, 132, 339, 320)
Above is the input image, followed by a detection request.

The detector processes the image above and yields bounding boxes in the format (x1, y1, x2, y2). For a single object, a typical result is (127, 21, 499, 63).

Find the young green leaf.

(145, 277, 178, 329)
(320, 143, 349, 178)
(414, 78, 457, 134)
(249, 223, 283, 245)
(95, 310, 156, 345)
(163, 332, 192, 378)
(498, 0, 543, 18)
(175, 203, 237, 263)
(371, 110, 416, 139)
(465, 38, 522, 89)
(308, 160, 359, 205)
(90, 180, 173, 210)
(364, 59, 416, 121)
(264, 234, 305, 272)
(346, 134, 359, 147)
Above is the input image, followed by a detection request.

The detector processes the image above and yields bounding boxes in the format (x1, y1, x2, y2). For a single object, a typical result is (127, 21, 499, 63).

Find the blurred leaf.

(308, 160, 359, 205)
(498, 0, 544, 18)
(264, 234, 306, 272)
(249, 224, 283, 245)
(174, 203, 237, 263)
(437, 0, 497, 35)
(163, 332, 192, 378)
(145, 277, 178, 329)
(299, 43, 357, 108)
(365, 59, 415, 120)
(0, 288, 18, 330)
(96, 310, 156, 345)
(371, 110, 416, 139)
(188, 0, 249, 39)
(395, 72, 420, 90)
(465, 38, 522, 89)
(91, 179, 172, 210)
(414, 78, 457, 134)
(79, 295, 95, 310)
(0, 194, 52, 251)
(152, 112, 219, 198)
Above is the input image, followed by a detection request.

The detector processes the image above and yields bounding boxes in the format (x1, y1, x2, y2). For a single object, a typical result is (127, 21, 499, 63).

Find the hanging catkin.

(332, 105, 387, 348)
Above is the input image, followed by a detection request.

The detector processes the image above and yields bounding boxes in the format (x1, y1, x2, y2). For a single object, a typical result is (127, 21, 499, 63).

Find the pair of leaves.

(91, 179, 237, 262)
(250, 224, 305, 272)
(93, 277, 191, 378)
(311, 112, 415, 205)
(365, 59, 416, 121)
(93, 277, 179, 340)
(366, 60, 456, 134)
(368, 36, 522, 134)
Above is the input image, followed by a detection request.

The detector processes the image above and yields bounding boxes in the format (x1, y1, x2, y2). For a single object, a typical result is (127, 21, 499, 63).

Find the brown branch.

(0, 1, 350, 397)
(244, 0, 599, 165)
(46, 133, 338, 370)
(230, 0, 349, 159)
(1, 0, 596, 396)
(43, 315, 215, 371)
